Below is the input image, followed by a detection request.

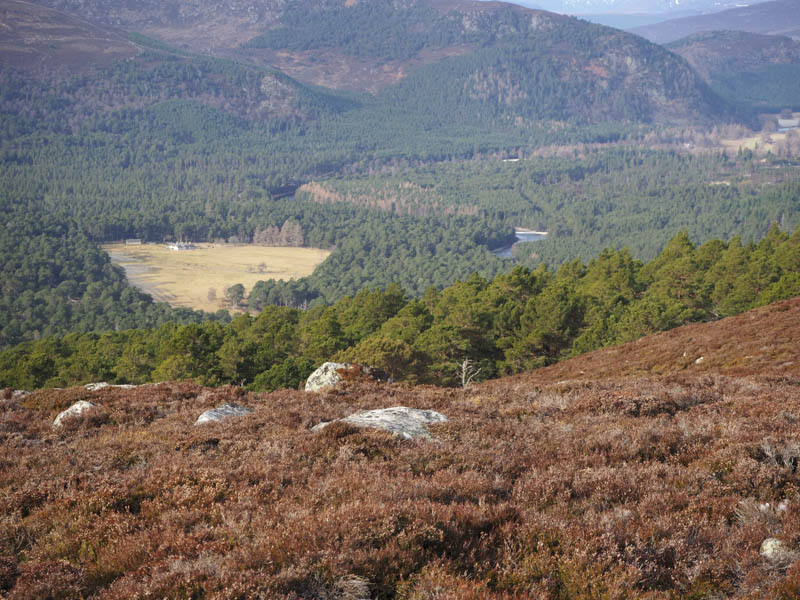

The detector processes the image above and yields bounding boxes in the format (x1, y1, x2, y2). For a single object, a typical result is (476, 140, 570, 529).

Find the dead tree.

(459, 358, 481, 388)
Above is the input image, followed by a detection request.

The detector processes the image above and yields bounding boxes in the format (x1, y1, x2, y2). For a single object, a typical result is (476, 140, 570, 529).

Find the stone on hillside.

(195, 403, 253, 425)
(2, 388, 30, 401)
(313, 406, 449, 440)
(84, 382, 136, 391)
(760, 537, 792, 561)
(53, 401, 98, 428)
(305, 362, 388, 392)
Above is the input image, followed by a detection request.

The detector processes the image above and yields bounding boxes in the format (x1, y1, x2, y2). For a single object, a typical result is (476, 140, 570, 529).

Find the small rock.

(195, 403, 253, 425)
(695, 356, 704, 364)
(614, 508, 634, 520)
(84, 382, 136, 391)
(2, 388, 29, 401)
(53, 401, 98, 428)
(305, 362, 388, 392)
(313, 406, 448, 440)
(760, 537, 788, 560)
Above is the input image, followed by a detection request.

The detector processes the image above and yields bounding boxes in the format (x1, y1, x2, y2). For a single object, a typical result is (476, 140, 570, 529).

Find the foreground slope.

(2, 298, 800, 597)
(514, 294, 800, 384)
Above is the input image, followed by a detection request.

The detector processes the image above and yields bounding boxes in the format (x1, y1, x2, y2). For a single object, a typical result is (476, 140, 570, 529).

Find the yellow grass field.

(103, 243, 330, 312)
(720, 131, 789, 154)
(720, 112, 799, 154)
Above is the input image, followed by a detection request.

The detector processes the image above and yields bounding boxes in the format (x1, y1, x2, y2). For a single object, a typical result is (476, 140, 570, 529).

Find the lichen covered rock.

(53, 401, 98, 428)
(84, 382, 137, 391)
(313, 406, 448, 440)
(195, 403, 253, 425)
(305, 362, 388, 392)
(760, 537, 793, 562)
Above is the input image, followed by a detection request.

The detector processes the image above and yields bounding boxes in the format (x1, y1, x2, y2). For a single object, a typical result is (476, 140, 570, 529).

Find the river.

(493, 229, 548, 259)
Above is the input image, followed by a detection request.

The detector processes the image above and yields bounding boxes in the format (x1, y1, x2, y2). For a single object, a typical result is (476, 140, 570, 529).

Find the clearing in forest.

(103, 243, 330, 312)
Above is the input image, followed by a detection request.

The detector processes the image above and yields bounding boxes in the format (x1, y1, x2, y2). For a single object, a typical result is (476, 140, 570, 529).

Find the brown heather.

(3, 299, 800, 598)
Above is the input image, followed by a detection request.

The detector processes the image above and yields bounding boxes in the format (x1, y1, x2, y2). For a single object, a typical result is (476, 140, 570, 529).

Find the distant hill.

(0, 0, 139, 72)
(8, 0, 735, 126)
(667, 30, 800, 80)
(631, 0, 800, 43)
(356, 10, 730, 125)
(516, 0, 773, 15)
(667, 30, 800, 110)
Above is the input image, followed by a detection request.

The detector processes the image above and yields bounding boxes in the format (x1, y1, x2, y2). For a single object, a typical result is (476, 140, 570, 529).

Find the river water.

(493, 229, 547, 259)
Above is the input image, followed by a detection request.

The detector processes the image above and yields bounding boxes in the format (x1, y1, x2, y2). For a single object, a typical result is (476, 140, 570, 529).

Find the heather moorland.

(2, 297, 800, 598)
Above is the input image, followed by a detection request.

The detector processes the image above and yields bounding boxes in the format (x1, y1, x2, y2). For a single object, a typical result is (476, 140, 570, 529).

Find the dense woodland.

(300, 148, 800, 266)
(3, 226, 799, 391)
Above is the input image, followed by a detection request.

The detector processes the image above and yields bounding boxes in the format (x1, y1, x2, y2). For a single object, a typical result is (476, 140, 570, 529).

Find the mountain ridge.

(5, 0, 735, 125)
(516, 294, 800, 385)
(630, 0, 800, 43)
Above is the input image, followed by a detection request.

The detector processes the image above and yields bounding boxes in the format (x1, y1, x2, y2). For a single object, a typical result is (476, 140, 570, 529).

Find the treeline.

(3, 228, 798, 391)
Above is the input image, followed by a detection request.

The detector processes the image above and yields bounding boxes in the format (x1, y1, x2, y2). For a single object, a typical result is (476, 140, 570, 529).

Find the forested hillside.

(667, 31, 800, 112)
(0, 208, 228, 350)
(3, 227, 799, 391)
(299, 149, 800, 267)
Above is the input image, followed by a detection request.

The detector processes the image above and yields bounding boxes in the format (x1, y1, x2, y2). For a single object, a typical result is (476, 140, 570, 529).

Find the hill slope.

(517, 294, 800, 384)
(631, 0, 800, 43)
(0, 0, 139, 72)
(525, 0, 773, 15)
(15, 0, 732, 125)
(2, 300, 800, 597)
(666, 30, 800, 111)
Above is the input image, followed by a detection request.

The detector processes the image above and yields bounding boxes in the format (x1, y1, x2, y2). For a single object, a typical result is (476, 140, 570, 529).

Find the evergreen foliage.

(3, 229, 799, 391)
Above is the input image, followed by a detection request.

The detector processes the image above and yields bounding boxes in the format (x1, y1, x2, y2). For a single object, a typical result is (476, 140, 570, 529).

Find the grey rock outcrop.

(53, 401, 98, 428)
(195, 403, 253, 425)
(313, 406, 449, 440)
(305, 362, 388, 392)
